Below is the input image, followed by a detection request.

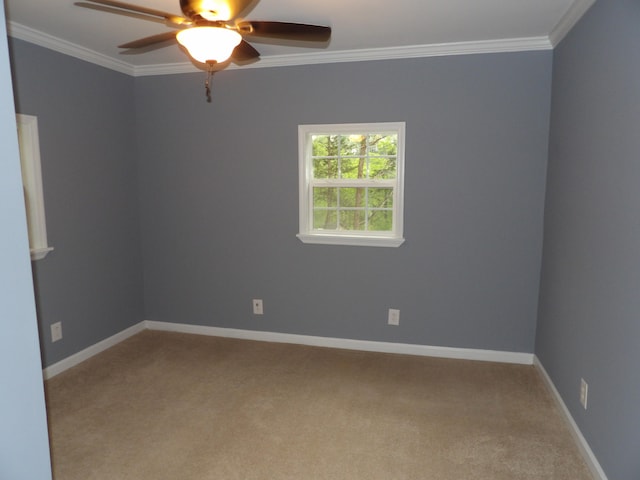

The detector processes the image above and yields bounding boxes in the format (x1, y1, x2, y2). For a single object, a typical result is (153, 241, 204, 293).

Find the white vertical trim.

(16, 114, 53, 261)
(534, 356, 608, 480)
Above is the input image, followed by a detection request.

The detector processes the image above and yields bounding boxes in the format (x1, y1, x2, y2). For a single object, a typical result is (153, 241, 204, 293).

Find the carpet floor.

(45, 330, 594, 479)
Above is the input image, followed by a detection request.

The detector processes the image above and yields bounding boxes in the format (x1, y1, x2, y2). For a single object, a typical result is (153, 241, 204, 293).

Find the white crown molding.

(253, 37, 552, 67)
(549, 0, 597, 47)
(7, 21, 135, 76)
(133, 62, 198, 76)
(134, 37, 553, 76)
(8, 0, 597, 77)
(8, 19, 553, 78)
(10, 0, 596, 79)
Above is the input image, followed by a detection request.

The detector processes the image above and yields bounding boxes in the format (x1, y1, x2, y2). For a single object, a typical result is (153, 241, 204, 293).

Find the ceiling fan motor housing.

(180, 0, 244, 22)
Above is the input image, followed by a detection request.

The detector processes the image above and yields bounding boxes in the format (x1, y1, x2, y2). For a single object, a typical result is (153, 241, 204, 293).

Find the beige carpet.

(45, 331, 593, 479)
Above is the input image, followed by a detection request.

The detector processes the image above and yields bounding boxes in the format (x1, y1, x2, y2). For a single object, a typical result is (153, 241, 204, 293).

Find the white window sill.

(297, 233, 405, 248)
(31, 246, 54, 261)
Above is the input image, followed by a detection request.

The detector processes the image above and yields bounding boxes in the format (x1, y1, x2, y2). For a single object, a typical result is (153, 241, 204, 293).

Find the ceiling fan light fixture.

(176, 26, 241, 64)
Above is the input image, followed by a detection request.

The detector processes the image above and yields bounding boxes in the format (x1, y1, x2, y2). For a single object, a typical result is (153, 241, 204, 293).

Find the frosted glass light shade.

(176, 27, 242, 64)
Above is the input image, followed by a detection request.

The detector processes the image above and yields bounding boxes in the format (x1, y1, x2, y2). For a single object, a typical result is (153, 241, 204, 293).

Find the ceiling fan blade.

(75, 2, 168, 25)
(180, 0, 255, 22)
(237, 21, 331, 42)
(79, 0, 190, 25)
(231, 40, 260, 61)
(119, 30, 178, 49)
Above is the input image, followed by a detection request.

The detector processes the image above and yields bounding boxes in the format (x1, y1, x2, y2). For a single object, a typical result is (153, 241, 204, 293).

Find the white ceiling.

(4, 0, 595, 75)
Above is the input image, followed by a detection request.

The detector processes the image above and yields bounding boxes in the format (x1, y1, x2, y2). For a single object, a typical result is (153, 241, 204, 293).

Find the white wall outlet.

(580, 378, 588, 410)
(388, 308, 400, 326)
(252, 299, 264, 315)
(51, 322, 62, 342)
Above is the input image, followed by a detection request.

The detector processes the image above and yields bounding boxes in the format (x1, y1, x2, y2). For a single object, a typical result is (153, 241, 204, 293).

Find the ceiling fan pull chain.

(205, 62, 216, 103)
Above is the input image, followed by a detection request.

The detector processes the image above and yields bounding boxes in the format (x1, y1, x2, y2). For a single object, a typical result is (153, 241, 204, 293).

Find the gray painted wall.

(6, 37, 554, 472)
(0, 6, 52, 478)
(136, 52, 552, 353)
(536, 1, 640, 479)
(9, 39, 144, 367)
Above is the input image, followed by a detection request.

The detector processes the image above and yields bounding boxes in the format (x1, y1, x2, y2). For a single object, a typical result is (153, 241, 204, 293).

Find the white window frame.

(16, 114, 53, 260)
(297, 122, 405, 247)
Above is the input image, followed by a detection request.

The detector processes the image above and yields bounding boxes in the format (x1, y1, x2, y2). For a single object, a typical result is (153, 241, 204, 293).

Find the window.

(16, 114, 53, 260)
(298, 122, 405, 247)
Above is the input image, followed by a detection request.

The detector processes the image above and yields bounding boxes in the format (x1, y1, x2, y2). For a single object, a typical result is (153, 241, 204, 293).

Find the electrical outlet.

(580, 378, 588, 410)
(252, 299, 263, 315)
(388, 308, 400, 326)
(51, 322, 62, 342)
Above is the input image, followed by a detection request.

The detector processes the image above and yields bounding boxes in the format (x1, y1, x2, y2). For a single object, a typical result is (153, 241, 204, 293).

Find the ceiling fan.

(75, 0, 332, 100)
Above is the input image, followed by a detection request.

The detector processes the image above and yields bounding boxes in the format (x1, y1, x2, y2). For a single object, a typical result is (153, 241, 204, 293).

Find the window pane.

(312, 135, 334, 156)
(339, 187, 365, 208)
(340, 135, 365, 156)
(369, 157, 396, 179)
(313, 158, 338, 179)
(313, 187, 337, 207)
(340, 210, 366, 231)
(368, 210, 393, 231)
(368, 188, 394, 208)
(340, 158, 365, 179)
(313, 209, 337, 230)
(368, 134, 397, 156)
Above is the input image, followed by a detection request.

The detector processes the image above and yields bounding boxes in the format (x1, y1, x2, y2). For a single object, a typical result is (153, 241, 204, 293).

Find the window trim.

(297, 122, 405, 247)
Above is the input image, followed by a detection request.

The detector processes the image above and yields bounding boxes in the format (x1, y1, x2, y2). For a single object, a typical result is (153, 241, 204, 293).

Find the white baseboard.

(534, 356, 608, 480)
(42, 320, 534, 379)
(145, 320, 534, 365)
(42, 322, 146, 379)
